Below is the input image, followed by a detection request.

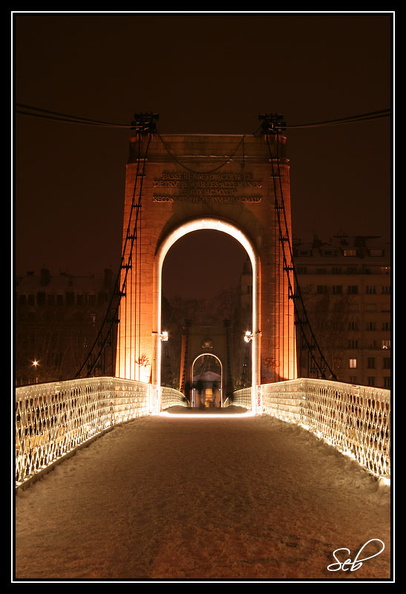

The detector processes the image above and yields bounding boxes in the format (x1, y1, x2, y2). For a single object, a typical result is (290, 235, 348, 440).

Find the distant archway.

(191, 353, 223, 407)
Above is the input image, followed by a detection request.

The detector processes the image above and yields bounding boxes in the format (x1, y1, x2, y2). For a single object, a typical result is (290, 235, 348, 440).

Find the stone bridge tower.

(115, 117, 297, 401)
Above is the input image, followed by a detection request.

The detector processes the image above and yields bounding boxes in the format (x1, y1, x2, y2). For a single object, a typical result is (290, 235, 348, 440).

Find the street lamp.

(244, 330, 261, 343)
(244, 331, 253, 343)
(153, 330, 169, 341)
(31, 359, 40, 383)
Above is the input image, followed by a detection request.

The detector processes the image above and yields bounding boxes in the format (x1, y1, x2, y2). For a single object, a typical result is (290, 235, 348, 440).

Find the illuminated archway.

(155, 218, 259, 410)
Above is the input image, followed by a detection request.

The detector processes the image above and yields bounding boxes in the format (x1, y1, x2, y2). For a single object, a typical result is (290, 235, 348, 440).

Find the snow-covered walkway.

(15, 408, 391, 582)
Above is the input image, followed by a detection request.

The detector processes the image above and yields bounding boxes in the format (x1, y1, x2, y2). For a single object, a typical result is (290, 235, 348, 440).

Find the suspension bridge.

(14, 114, 392, 581)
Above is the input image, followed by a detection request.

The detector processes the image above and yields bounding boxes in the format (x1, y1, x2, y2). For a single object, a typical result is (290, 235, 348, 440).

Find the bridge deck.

(15, 410, 391, 581)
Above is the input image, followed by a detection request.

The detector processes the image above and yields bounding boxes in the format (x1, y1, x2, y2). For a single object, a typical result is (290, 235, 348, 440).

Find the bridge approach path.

(15, 407, 391, 582)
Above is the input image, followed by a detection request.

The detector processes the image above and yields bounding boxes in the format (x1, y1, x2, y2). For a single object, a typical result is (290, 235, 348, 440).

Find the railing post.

(255, 384, 263, 414)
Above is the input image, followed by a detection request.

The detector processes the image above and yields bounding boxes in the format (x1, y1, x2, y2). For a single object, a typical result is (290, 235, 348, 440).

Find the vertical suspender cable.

(260, 114, 336, 380)
(76, 115, 156, 378)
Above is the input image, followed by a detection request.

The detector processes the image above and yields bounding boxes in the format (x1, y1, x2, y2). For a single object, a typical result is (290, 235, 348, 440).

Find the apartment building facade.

(293, 234, 391, 388)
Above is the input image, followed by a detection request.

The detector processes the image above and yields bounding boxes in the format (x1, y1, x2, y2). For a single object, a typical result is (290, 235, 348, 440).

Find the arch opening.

(155, 218, 259, 411)
(190, 353, 223, 408)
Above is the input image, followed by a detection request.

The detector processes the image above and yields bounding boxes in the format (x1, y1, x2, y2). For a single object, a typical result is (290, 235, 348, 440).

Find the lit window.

(349, 358, 357, 368)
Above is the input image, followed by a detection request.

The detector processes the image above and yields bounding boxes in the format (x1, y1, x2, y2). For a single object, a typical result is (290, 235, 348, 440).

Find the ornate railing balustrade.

(244, 379, 390, 480)
(230, 387, 252, 409)
(16, 377, 390, 489)
(160, 386, 188, 409)
(15, 377, 185, 488)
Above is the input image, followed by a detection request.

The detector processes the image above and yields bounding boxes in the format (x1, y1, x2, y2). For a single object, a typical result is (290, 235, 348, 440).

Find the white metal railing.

(15, 376, 390, 488)
(15, 377, 185, 488)
(231, 387, 252, 409)
(160, 386, 188, 409)
(258, 378, 391, 480)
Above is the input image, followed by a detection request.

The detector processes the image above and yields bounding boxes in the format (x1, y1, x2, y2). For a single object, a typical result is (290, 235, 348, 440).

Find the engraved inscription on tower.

(153, 171, 263, 203)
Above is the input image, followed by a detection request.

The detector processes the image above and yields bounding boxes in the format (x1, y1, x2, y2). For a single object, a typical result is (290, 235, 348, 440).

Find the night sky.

(13, 11, 393, 298)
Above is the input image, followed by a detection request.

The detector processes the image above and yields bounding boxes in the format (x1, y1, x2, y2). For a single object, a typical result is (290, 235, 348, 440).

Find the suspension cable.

(15, 103, 132, 129)
(16, 103, 390, 132)
(286, 108, 391, 129)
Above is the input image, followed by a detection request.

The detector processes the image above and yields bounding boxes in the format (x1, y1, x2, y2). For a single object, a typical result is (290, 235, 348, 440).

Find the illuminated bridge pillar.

(115, 131, 297, 389)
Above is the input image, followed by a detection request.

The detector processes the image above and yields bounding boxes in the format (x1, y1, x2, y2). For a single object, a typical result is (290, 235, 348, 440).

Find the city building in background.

(238, 234, 391, 388)
(293, 234, 391, 387)
(15, 268, 116, 384)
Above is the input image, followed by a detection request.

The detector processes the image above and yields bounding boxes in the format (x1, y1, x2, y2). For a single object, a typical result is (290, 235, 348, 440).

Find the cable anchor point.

(259, 113, 286, 135)
(131, 112, 159, 136)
